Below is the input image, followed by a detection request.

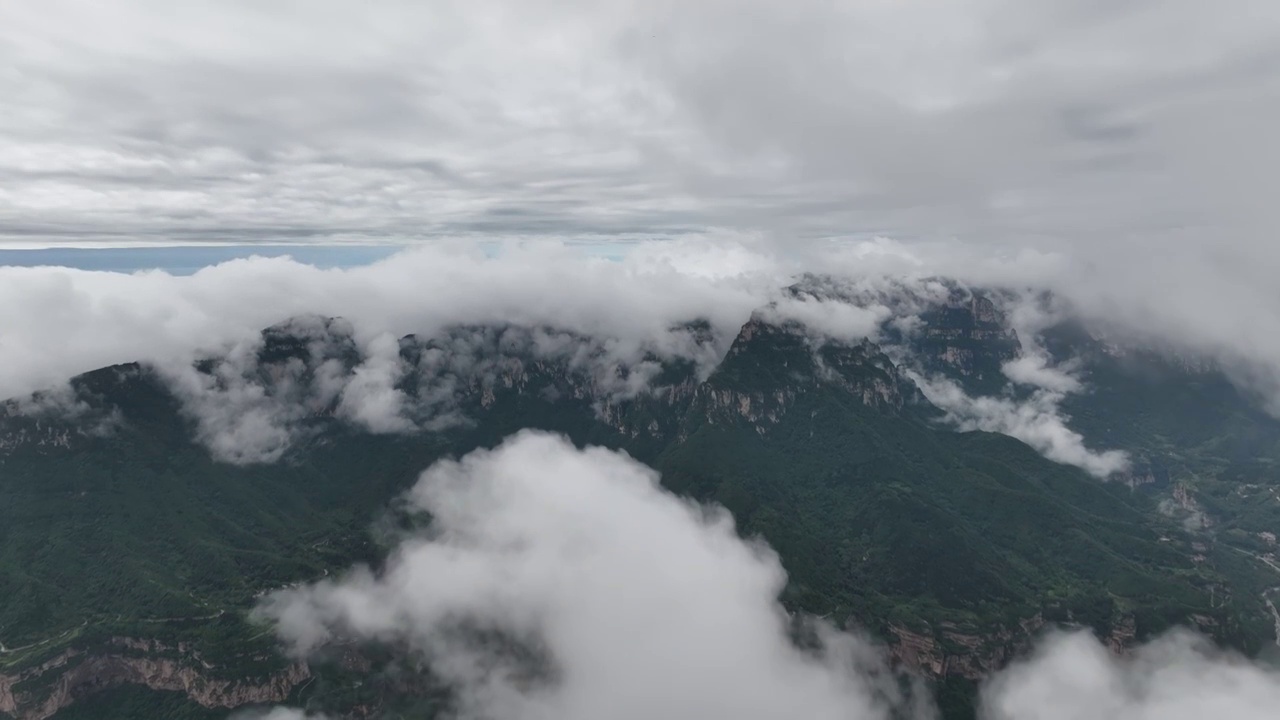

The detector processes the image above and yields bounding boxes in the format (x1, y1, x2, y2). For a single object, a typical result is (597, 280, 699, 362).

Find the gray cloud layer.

(256, 432, 1280, 720)
(3, 0, 1278, 252)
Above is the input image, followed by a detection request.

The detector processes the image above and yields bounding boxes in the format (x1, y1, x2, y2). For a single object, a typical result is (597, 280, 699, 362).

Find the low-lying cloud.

(335, 332, 415, 435)
(1001, 355, 1082, 395)
(1, 382, 121, 438)
(0, 238, 1276, 473)
(910, 371, 1129, 479)
(257, 431, 934, 720)
(158, 340, 313, 464)
(155, 311, 728, 464)
(231, 710, 326, 720)
(0, 240, 775, 403)
(254, 432, 1280, 720)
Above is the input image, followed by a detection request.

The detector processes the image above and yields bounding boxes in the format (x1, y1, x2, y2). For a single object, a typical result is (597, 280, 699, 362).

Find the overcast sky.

(4, 0, 1279, 255)
(9, 9, 1280, 713)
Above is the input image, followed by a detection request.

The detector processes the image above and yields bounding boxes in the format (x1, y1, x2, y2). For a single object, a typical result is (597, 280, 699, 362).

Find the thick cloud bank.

(258, 431, 932, 720)
(256, 432, 1280, 720)
(0, 237, 1274, 474)
(0, 241, 771, 402)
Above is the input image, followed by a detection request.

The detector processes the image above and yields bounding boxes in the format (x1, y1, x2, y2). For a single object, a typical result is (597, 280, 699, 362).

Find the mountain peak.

(690, 316, 926, 434)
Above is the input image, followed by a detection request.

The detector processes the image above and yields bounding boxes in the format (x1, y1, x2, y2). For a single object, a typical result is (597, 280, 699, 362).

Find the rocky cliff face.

(394, 316, 918, 443)
(394, 322, 715, 441)
(887, 618, 1044, 681)
(1114, 461, 1169, 491)
(690, 316, 918, 430)
(885, 612, 1161, 681)
(0, 640, 309, 720)
(910, 294, 1021, 392)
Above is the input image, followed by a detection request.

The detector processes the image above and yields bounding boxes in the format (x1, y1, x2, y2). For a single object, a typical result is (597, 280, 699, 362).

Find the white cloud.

(980, 629, 1280, 720)
(0, 241, 772, 403)
(910, 372, 1128, 478)
(157, 339, 307, 464)
(0, 237, 1271, 471)
(154, 317, 419, 463)
(230, 709, 328, 720)
(765, 294, 893, 345)
(335, 333, 414, 434)
(3, 382, 120, 436)
(994, 293, 1084, 394)
(1002, 355, 1082, 394)
(256, 431, 933, 720)
(1, 237, 1277, 471)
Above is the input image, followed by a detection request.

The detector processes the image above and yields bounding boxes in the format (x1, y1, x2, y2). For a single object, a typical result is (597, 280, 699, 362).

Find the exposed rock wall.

(0, 641, 309, 720)
(886, 613, 1152, 682)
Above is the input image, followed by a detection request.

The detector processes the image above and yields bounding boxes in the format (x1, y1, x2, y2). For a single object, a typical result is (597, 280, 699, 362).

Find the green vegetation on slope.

(0, 311, 1275, 719)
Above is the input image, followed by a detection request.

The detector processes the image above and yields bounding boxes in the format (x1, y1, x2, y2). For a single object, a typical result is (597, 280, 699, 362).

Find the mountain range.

(2, 281, 1279, 720)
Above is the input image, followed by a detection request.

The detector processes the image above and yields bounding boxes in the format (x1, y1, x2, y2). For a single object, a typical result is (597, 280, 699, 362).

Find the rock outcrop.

(886, 612, 1152, 681)
(915, 295, 1021, 381)
(0, 641, 309, 720)
(690, 316, 916, 435)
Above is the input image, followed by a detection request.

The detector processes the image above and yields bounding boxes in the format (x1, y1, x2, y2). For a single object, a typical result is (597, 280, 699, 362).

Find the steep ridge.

(0, 296, 1277, 719)
(660, 313, 1256, 655)
(894, 295, 1280, 635)
(908, 294, 1021, 394)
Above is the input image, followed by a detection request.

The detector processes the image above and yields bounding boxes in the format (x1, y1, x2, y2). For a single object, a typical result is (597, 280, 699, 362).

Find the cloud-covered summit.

(6, 1, 1280, 461)
(0, 238, 1270, 478)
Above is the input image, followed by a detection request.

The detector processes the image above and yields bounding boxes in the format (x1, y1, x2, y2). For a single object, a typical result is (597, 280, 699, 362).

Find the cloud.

(0, 237, 1270, 472)
(256, 431, 934, 720)
(157, 338, 313, 464)
(230, 709, 328, 720)
(0, 241, 771, 403)
(980, 629, 1280, 720)
(335, 333, 414, 434)
(159, 317, 703, 464)
(765, 294, 893, 345)
(1002, 356, 1082, 394)
(154, 315, 426, 463)
(909, 372, 1129, 478)
(0, 237, 1277, 470)
(2, 382, 121, 437)
(800, 237, 1280, 419)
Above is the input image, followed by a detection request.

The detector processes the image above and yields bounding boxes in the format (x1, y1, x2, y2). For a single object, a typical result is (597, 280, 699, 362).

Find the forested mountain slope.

(1, 289, 1278, 720)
